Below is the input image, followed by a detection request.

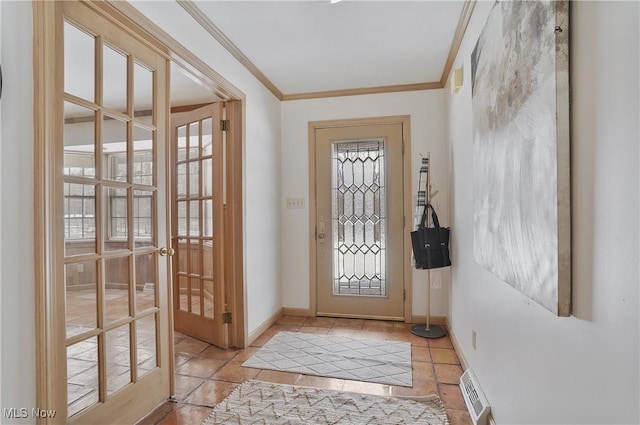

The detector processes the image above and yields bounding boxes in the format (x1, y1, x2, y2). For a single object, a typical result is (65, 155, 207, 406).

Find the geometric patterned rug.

(242, 331, 412, 387)
(202, 380, 449, 425)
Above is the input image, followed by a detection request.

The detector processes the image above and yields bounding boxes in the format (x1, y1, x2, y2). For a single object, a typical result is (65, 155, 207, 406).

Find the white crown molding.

(176, 0, 284, 100)
(178, 0, 477, 101)
(440, 0, 476, 86)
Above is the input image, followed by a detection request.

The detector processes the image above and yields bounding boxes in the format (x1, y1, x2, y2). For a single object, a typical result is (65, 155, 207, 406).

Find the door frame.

(104, 3, 247, 350)
(307, 116, 413, 321)
(33, 2, 246, 423)
(100, 0, 248, 348)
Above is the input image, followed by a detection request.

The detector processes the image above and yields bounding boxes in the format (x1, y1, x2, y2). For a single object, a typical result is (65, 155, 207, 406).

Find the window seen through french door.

(64, 150, 154, 241)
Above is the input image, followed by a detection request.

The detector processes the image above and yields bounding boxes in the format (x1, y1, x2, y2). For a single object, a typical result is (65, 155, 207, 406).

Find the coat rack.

(411, 153, 447, 339)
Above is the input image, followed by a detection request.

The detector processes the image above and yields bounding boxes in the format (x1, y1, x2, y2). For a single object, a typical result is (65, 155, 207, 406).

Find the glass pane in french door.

(65, 260, 98, 338)
(104, 255, 131, 324)
(102, 43, 127, 114)
(67, 336, 98, 417)
(136, 313, 158, 377)
(64, 21, 94, 101)
(61, 5, 168, 422)
(105, 325, 131, 396)
(135, 252, 157, 312)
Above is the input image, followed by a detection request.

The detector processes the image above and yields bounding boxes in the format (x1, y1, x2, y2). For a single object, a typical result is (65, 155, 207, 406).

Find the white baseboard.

(247, 308, 283, 346)
(445, 317, 470, 370)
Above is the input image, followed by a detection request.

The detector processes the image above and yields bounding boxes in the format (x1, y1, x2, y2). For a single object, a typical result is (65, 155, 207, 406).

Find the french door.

(171, 104, 227, 347)
(36, 2, 172, 423)
(314, 122, 406, 320)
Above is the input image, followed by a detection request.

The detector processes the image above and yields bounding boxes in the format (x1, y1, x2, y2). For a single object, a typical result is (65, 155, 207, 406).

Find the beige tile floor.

(137, 316, 472, 425)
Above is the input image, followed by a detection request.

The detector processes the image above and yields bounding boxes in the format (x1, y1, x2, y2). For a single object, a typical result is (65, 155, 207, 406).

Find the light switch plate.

(286, 198, 305, 209)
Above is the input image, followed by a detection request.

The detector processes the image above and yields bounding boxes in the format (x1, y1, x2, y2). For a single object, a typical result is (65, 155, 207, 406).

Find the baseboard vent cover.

(460, 368, 490, 425)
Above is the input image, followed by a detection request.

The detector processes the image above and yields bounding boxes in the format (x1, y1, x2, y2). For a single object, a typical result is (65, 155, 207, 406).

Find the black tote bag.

(411, 203, 451, 269)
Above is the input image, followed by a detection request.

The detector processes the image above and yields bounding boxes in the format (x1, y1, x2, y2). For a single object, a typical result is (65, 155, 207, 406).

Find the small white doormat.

(242, 331, 412, 387)
(203, 380, 449, 425)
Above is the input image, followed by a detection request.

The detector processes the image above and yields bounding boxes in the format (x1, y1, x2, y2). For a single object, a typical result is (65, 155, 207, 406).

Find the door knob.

(159, 247, 175, 256)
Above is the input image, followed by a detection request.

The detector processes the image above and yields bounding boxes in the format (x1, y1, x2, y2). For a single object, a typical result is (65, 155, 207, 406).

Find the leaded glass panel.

(332, 139, 386, 296)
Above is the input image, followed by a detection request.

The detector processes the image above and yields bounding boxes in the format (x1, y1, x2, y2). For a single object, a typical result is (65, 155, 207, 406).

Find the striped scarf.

(414, 156, 429, 229)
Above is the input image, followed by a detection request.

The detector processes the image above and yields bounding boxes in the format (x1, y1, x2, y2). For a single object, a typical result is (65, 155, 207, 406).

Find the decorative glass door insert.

(332, 140, 387, 296)
(315, 123, 405, 320)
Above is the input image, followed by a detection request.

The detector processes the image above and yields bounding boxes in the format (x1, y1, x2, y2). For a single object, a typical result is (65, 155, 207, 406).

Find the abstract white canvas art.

(471, 0, 570, 316)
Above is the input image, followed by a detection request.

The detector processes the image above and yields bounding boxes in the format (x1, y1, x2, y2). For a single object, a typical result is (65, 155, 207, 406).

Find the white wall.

(0, 2, 282, 421)
(446, 2, 639, 423)
(280, 91, 450, 318)
(0, 2, 36, 423)
(0, 0, 3, 416)
(0, 0, 4, 414)
(130, 1, 283, 334)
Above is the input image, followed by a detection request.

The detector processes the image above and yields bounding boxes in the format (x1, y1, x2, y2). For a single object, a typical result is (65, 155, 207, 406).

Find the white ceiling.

(190, 0, 465, 95)
(63, 1, 467, 110)
(170, 62, 222, 106)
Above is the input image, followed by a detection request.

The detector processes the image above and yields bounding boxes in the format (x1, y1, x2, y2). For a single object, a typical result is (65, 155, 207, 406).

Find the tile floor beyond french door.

(136, 316, 472, 425)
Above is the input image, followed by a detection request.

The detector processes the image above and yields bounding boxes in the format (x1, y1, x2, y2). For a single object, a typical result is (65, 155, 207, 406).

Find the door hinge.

(402, 140, 405, 155)
(222, 311, 232, 324)
(403, 215, 406, 228)
(221, 119, 230, 131)
(403, 289, 406, 301)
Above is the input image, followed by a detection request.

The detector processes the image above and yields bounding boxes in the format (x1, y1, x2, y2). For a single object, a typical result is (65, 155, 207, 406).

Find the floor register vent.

(460, 368, 491, 425)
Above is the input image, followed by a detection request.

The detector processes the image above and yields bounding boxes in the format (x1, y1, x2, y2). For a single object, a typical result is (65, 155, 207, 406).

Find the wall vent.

(459, 369, 491, 425)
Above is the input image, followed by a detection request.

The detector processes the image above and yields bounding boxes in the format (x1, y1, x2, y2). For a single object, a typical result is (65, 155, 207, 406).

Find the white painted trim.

(247, 308, 283, 346)
(446, 316, 470, 371)
(176, 0, 477, 100)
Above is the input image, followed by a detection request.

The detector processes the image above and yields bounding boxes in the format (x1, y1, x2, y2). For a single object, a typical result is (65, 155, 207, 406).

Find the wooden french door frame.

(34, 2, 247, 425)
(223, 100, 245, 349)
(168, 101, 245, 351)
(171, 103, 226, 347)
(308, 116, 413, 321)
(34, 1, 172, 423)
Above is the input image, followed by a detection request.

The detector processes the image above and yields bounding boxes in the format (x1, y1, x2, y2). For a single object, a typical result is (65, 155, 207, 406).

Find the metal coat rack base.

(410, 323, 447, 339)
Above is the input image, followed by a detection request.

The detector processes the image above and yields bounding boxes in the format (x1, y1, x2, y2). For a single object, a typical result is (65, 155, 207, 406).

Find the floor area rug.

(242, 331, 412, 387)
(203, 380, 449, 425)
